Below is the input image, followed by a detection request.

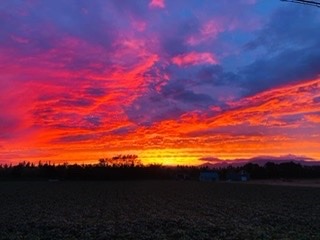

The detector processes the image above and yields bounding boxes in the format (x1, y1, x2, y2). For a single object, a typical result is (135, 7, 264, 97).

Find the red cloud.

(306, 114, 320, 123)
(149, 0, 165, 9)
(172, 52, 218, 67)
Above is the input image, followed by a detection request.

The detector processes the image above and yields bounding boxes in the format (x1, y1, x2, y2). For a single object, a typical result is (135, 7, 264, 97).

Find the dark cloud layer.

(240, 6, 320, 95)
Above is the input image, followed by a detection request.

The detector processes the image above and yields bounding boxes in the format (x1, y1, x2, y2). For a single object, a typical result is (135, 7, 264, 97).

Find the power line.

(281, 0, 320, 8)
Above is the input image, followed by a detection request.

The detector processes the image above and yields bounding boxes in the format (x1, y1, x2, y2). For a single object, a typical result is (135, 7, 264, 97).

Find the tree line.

(1, 155, 320, 181)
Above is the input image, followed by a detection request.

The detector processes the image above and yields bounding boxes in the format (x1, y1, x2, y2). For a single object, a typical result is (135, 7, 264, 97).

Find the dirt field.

(247, 179, 320, 188)
(0, 181, 320, 240)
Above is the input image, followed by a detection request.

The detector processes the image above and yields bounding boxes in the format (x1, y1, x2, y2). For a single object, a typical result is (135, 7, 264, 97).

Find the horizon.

(1, 0, 320, 165)
(2, 153, 320, 168)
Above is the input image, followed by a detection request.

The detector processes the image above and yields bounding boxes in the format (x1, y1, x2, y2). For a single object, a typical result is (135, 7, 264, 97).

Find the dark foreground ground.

(0, 181, 319, 240)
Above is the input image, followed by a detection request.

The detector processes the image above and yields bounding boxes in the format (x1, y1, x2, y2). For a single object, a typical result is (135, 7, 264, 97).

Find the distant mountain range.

(199, 155, 320, 169)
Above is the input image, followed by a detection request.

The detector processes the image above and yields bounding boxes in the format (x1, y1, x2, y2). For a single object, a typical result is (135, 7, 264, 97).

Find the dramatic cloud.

(0, 0, 319, 165)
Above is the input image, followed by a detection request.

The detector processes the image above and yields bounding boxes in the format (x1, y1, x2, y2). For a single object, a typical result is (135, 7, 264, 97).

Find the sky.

(0, 0, 320, 165)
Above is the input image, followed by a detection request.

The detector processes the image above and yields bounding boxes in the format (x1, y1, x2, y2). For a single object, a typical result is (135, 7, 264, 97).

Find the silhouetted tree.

(0, 158, 320, 181)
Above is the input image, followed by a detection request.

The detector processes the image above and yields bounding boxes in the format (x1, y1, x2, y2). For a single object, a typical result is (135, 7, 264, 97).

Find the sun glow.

(139, 149, 199, 166)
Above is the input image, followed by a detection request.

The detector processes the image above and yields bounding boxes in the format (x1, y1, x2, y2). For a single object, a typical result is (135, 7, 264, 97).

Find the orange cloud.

(172, 52, 218, 67)
(207, 78, 320, 128)
(2, 76, 319, 165)
(132, 78, 320, 164)
(306, 114, 320, 123)
(0, 32, 165, 165)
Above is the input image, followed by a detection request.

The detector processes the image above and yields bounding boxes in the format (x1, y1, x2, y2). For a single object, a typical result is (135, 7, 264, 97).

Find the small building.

(226, 170, 250, 181)
(199, 171, 219, 181)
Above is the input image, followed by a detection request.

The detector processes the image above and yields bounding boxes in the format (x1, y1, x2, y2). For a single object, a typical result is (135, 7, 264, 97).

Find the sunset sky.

(1, 0, 319, 165)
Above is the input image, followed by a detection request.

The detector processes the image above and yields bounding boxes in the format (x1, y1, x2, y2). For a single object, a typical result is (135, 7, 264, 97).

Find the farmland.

(0, 181, 320, 240)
